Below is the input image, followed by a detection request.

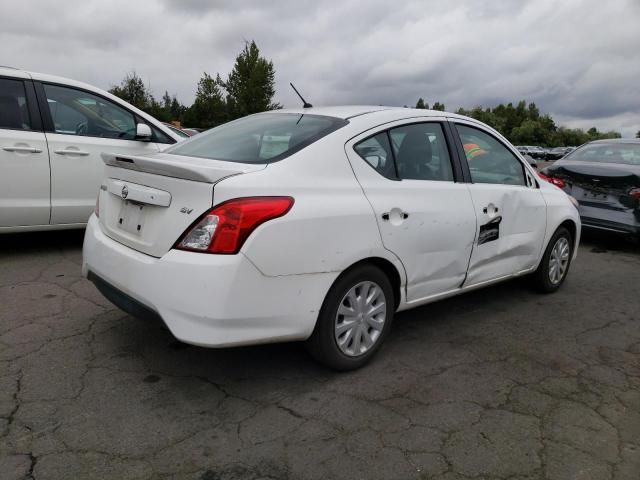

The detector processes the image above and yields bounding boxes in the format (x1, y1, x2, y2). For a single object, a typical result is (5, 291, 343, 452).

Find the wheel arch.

(339, 257, 404, 311)
(558, 218, 577, 245)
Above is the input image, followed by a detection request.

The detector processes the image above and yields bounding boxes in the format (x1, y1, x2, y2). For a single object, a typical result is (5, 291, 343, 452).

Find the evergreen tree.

(183, 73, 226, 129)
(217, 40, 280, 119)
(109, 72, 153, 111)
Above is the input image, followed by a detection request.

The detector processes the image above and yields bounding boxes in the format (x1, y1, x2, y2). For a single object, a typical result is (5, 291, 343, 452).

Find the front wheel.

(305, 265, 395, 371)
(531, 227, 573, 293)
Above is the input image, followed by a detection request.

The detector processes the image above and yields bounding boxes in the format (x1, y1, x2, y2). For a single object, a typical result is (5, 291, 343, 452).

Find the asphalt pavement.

(1, 229, 639, 480)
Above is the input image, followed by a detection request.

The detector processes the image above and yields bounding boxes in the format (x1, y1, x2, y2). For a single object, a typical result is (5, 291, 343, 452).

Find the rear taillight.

(538, 172, 566, 189)
(174, 197, 294, 254)
(629, 188, 640, 199)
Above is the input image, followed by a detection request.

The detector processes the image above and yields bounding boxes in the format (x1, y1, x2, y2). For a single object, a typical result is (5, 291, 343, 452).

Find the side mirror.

(136, 123, 152, 141)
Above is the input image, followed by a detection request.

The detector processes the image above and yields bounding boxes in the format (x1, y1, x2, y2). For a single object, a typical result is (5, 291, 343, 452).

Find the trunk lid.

(548, 161, 640, 210)
(98, 152, 266, 257)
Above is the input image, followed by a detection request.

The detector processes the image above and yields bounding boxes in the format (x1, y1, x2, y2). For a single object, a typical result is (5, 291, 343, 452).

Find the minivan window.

(0, 79, 32, 130)
(166, 113, 348, 163)
(43, 84, 136, 139)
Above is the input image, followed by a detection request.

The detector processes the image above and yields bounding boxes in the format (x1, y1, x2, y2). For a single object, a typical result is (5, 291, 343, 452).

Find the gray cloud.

(1, 0, 638, 135)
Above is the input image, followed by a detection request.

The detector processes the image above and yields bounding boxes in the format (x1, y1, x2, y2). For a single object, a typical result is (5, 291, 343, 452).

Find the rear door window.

(0, 79, 32, 131)
(389, 123, 454, 181)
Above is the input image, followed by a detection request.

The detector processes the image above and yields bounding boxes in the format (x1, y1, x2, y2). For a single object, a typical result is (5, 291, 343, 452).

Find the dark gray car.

(541, 139, 640, 238)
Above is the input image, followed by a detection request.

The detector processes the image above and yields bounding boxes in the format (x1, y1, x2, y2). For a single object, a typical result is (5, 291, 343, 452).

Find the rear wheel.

(531, 227, 573, 293)
(305, 264, 395, 370)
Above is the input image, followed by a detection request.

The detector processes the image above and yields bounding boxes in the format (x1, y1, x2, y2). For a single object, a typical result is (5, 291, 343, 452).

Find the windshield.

(566, 143, 640, 166)
(166, 113, 347, 163)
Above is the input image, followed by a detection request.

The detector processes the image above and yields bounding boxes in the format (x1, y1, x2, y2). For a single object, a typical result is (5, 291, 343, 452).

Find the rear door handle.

(3, 146, 43, 153)
(381, 211, 409, 221)
(54, 149, 90, 156)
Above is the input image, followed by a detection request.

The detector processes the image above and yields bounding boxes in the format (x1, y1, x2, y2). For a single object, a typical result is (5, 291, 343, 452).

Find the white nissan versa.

(0, 66, 183, 232)
(82, 106, 580, 370)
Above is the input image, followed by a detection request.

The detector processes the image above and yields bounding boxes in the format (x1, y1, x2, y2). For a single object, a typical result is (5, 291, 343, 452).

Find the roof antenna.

(290, 83, 313, 108)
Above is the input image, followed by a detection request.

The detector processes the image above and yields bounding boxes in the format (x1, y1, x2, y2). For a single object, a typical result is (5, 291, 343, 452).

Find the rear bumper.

(82, 215, 337, 347)
(578, 204, 640, 236)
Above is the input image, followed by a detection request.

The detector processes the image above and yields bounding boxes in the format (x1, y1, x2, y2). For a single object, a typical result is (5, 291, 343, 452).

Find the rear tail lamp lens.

(629, 188, 640, 199)
(538, 172, 566, 189)
(174, 197, 294, 254)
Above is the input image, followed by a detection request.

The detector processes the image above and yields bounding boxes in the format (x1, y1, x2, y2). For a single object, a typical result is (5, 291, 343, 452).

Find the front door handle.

(3, 146, 43, 153)
(482, 205, 499, 214)
(54, 149, 90, 156)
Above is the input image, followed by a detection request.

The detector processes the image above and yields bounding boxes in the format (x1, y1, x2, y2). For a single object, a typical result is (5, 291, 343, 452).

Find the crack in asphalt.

(1, 234, 639, 479)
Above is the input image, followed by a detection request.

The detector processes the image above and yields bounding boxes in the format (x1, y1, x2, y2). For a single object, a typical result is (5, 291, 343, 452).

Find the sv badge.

(180, 207, 194, 214)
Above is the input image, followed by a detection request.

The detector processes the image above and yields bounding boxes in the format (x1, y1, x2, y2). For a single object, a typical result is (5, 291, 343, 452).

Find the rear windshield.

(165, 113, 347, 163)
(566, 143, 640, 166)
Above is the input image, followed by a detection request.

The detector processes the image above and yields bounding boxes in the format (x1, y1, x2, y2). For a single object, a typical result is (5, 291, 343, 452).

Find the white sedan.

(82, 106, 580, 370)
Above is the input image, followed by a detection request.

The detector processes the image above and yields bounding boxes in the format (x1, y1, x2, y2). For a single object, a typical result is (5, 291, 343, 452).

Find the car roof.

(273, 105, 477, 121)
(588, 138, 640, 145)
(3, 67, 111, 94)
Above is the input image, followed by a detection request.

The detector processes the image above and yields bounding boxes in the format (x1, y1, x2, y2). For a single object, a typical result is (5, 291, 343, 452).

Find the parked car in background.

(522, 154, 538, 169)
(540, 139, 640, 238)
(517, 146, 546, 159)
(163, 122, 191, 138)
(546, 146, 574, 160)
(527, 146, 546, 159)
(83, 106, 580, 370)
(0, 66, 184, 232)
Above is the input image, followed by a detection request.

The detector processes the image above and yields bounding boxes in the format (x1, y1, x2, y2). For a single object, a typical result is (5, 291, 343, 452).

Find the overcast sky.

(1, 0, 638, 135)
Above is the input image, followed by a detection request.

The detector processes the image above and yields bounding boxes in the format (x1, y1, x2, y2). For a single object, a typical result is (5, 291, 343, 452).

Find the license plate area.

(117, 201, 145, 235)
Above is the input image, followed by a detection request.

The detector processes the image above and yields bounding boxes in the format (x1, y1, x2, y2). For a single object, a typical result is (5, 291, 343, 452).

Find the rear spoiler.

(101, 152, 265, 183)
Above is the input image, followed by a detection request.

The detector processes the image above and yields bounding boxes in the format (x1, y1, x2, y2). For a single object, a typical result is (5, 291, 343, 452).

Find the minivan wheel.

(531, 226, 573, 293)
(305, 264, 395, 371)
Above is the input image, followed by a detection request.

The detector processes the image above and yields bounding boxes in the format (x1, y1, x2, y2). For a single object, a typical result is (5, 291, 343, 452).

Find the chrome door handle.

(54, 149, 90, 156)
(3, 146, 43, 153)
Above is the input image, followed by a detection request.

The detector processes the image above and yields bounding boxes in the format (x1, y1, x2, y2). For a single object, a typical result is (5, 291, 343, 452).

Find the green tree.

(217, 40, 280, 120)
(432, 101, 445, 111)
(636, 130, 640, 138)
(183, 73, 226, 128)
(415, 98, 427, 109)
(109, 72, 153, 111)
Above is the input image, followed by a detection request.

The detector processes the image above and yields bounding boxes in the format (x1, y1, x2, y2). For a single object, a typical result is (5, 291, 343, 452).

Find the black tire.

(305, 264, 395, 371)
(531, 226, 573, 293)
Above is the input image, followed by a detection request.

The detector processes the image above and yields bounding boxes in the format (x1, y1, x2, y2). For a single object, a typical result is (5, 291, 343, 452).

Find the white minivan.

(0, 66, 183, 232)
